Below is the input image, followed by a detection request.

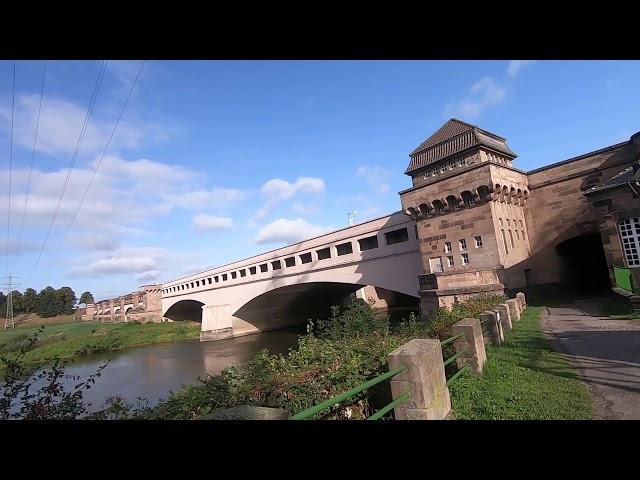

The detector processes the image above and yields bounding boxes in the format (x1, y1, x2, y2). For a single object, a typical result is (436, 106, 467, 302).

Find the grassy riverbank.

(147, 299, 592, 420)
(146, 296, 506, 420)
(0, 320, 201, 373)
(448, 306, 593, 419)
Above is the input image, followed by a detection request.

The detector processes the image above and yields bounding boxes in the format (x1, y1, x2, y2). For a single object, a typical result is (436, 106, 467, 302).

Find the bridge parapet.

(162, 212, 418, 299)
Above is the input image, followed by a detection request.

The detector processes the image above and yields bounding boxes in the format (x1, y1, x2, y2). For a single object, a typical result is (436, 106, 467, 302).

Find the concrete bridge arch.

(161, 214, 422, 340)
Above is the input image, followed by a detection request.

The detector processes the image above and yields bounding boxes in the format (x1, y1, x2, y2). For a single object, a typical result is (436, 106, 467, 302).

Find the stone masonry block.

(451, 318, 486, 374)
(494, 304, 512, 334)
(479, 310, 502, 346)
(402, 389, 452, 420)
(388, 339, 444, 383)
(387, 339, 451, 420)
(506, 299, 520, 321)
(516, 292, 527, 309)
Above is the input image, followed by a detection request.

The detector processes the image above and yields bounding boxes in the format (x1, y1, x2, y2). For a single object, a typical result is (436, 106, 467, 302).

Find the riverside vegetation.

(0, 321, 201, 374)
(0, 294, 592, 420)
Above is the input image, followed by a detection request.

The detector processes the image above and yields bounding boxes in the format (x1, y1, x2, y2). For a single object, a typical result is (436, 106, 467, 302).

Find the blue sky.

(0, 60, 638, 301)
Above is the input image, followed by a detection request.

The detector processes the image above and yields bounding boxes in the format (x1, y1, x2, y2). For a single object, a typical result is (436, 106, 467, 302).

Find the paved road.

(540, 299, 640, 420)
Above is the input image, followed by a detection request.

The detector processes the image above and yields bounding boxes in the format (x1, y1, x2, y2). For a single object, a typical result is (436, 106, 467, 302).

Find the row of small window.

(446, 253, 470, 267)
(430, 253, 470, 272)
(423, 158, 467, 179)
(163, 227, 412, 294)
(499, 218, 523, 228)
(501, 229, 526, 255)
(444, 236, 482, 253)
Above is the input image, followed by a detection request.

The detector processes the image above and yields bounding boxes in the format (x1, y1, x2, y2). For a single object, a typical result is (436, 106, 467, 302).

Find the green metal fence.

(613, 265, 633, 293)
(289, 364, 408, 420)
(290, 332, 470, 420)
(441, 333, 470, 386)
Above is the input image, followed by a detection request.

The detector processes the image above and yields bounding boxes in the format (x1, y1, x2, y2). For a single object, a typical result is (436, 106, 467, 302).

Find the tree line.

(0, 288, 94, 318)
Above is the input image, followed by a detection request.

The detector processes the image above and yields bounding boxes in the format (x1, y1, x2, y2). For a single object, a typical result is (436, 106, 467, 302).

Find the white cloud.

(355, 165, 391, 194)
(261, 177, 325, 200)
(137, 270, 160, 282)
(68, 235, 121, 252)
(76, 256, 156, 276)
(164, 187, 247, 210)
(254, 177, 325, 220)
(106, 60, 146, 97)
(68, 246, 169, 278)
(0, 155, 246, 254)
(0, 95, 175, 156)
(192, 214, 233, 232)
(254, 218, 333, 245)
(506, 60, 532, 78)
(445, 77, 507, 120)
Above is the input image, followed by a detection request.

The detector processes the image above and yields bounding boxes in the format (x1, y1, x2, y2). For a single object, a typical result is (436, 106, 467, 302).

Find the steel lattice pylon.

(3, 274, 19, 330)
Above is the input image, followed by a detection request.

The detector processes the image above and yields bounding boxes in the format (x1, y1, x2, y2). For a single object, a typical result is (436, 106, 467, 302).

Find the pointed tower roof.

(406, 118, 517, 175)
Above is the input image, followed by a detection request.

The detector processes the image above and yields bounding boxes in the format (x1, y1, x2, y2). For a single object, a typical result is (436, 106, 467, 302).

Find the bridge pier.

(200, 304, 235, 341)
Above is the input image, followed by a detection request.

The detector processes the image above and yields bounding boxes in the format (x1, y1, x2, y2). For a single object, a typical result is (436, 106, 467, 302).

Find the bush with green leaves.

(148, 293, 506, 420)
(0, 333, 36, 355)
(0, 327, 109, 420)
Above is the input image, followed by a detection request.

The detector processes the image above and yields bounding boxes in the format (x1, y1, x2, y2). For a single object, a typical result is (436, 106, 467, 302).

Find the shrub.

(0, 327, 110, 420)
(0, 333, 36, 355)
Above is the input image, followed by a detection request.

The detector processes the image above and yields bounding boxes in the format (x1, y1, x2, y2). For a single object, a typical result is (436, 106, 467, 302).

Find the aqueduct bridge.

(161, 212, 422, 341)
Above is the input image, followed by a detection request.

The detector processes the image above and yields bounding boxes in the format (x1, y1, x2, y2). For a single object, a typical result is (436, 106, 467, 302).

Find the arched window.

(446, 195, 459, 211)
(405, 207, 419, 220)
(461, 190, 476, 207)
(432, 199, 444, 215)
(619, 218, 640, 266)
(419, 203, 432, 217)
(476, 185, 491, 202)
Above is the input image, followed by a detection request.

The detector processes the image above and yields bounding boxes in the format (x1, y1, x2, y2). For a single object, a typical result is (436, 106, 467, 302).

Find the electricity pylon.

(2, 274, 20, 329)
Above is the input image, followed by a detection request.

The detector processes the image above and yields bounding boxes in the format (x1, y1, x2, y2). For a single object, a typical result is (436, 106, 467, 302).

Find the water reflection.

(55, 325, 305, 412)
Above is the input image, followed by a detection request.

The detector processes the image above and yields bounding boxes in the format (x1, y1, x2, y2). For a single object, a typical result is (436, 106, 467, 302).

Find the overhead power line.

(6, 61, 15, 271)
(56, 60, 146, 253)
(17, 60, 48, 257)
(33, 60, 108, 272)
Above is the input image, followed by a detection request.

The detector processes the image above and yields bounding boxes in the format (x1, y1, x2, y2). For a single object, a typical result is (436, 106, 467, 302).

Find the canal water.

(45, 326, 305, 413)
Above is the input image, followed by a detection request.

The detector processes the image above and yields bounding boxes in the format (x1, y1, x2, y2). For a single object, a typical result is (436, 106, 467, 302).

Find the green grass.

(448, 306, 593, 420)
(0, 321, 201, 372)
(596, 298, 640, 320)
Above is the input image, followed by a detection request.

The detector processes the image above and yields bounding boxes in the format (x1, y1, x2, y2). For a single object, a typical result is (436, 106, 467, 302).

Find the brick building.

(399, 119, 640, 312)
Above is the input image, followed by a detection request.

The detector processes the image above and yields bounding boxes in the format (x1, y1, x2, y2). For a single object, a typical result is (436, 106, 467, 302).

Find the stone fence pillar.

(387, 339, 451, 420)
(506, 299, 521, 321)
(516, 292, 527, 310)
(493, 304, 512, 334)
(479, 310, 503, 346)
(451, 318, 486, 375)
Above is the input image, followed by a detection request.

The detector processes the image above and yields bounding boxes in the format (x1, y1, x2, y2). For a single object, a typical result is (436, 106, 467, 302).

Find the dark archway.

(556, 232, 611, 293)
(233, 282, 420, 332)
(163, 299, 204, 322)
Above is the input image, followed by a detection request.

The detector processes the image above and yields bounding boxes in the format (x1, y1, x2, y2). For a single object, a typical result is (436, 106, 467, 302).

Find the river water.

(49, 326, 305, 412)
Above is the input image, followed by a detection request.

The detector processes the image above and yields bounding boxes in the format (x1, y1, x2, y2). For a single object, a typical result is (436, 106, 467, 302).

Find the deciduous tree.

(79, 292, 94, 305)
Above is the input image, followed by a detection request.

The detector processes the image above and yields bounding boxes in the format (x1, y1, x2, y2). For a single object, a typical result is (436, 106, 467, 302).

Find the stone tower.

(399, 119, 530, 315)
